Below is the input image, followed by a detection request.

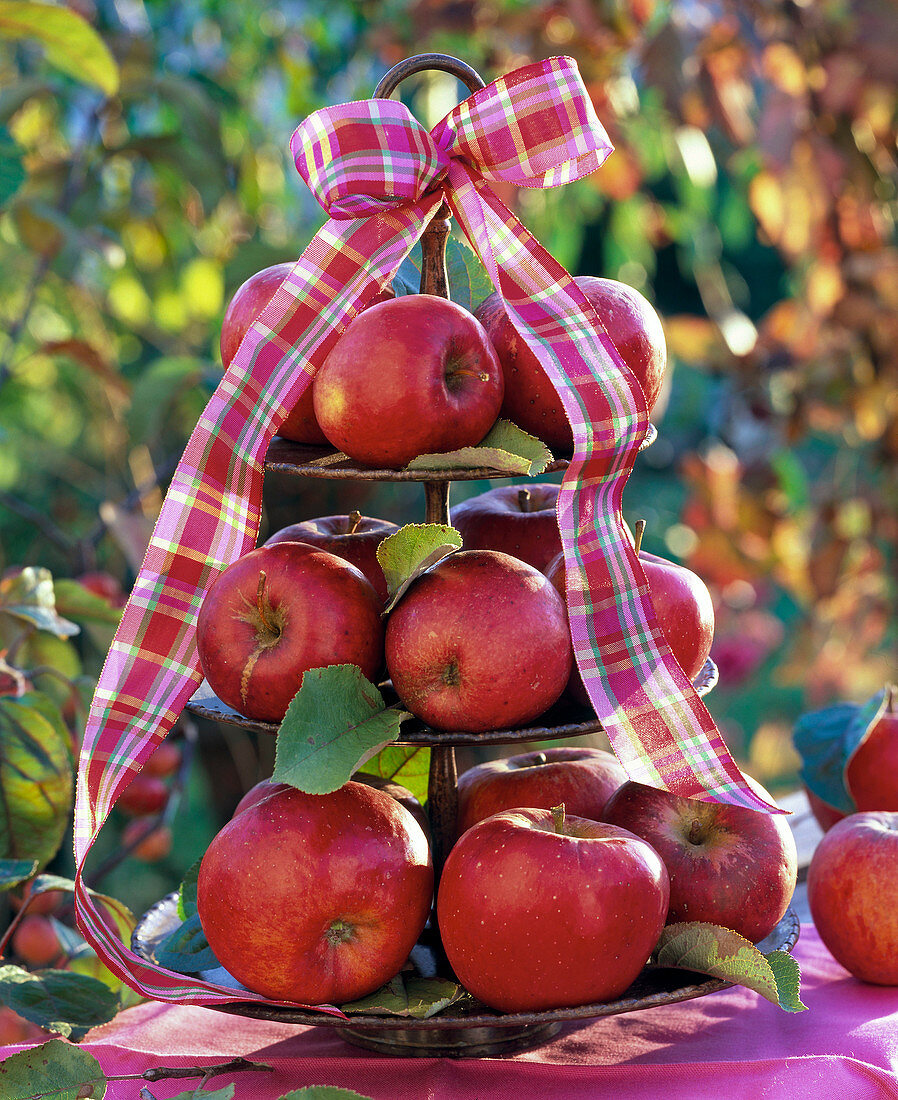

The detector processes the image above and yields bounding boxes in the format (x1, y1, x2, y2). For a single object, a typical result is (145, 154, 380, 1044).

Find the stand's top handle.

(374, 53, 486, 100)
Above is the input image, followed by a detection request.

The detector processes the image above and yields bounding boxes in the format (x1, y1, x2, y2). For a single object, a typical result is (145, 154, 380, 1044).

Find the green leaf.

(28, 875, 135, 945)
(52, 579, 123, 627)
(0, 1, 119, 96)
(0, 567, 79, 637)
(0, 1038, 105, 1099)
(793, 687, 888, 815)
(765, 950, 807, 1013)
(652, 923, 807, 1012)
(155, 913, 220, 975)
(279, 1089, 374, 1100)
(389, 237, 494, 312)
(273, 665, 410, 796)
(357, 745, 431, 804)
(176, 856, 202, 921)
(406, 420, 553, 478)
(375, 523, 462, 612)
(126, 356, 204, 445)
(341, 975, 463, 1019)
(0, 965, 120, 1040)
(0, 125, 25, 208)
(0, 858, 38, 890)
(0, 695, 74, 868)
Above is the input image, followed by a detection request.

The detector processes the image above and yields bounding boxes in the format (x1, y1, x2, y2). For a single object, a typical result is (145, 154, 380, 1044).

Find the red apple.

(807, 811, 898, 984)
(264, 511, 398, 602)
(385, 549, 572, 733)
(475, 276, 667, 452)
(803, 786, 846, 833)
(76, 570, 127, 607)
(603, 775, 797, 943)
(845, 686, 898, 812)
(234, 773, 430, 841)
(196, 542, 384, 724)
(117, 773, 170, 816)
(449, 483, 562, 572)
(638, 549, 715, 681)
(437, 805, 669, 1011)
(456, 746, 626, 836)
(220, 263, 392, 446)
(313, 295, 504, 468)
(197, 781, 433, 1003)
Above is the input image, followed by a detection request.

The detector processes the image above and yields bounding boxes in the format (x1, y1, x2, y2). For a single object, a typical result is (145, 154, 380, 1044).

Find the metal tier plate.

(132, 895, 799, 1058)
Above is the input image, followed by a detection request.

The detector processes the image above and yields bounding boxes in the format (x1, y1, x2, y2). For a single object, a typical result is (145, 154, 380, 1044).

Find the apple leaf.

(0, 965, 120, 1040)
(651, 923, 807, 1012)
(0, 858, 38, 890)
(376, 523, 462, 613)
(279, 1089, 374, 1100)
(0, 1, 120, 96)
(28, 874, 135, 945)
(391, 235, 494, 312)
(273, 665, 411, 795)
(406, 420, 553, 478)
(341, 974, 463, 1019)
(357, 745, 431, 804)
(168, 1090, 235, 1100)
(0, 695, 74, 869)
(0, 566, 79, 637)
(52, 578, 123, 626)
(0, 1038, 106, 1100)
(155, 913, 220, 974)
(176, 855, 202, 921)
(792, 687, 889, 814)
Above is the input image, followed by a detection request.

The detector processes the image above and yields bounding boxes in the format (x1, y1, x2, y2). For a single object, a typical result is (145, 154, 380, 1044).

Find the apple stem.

(518, 487, 532, 513)
(533, 752, 547, 765)
(348, 510, 362, 535)
(687, 818, 703, 845)
(551, 802, 566, 835)
(633, 519, 646, 556)
(449, 367, 490, 383)
(255, 572, 279, 637)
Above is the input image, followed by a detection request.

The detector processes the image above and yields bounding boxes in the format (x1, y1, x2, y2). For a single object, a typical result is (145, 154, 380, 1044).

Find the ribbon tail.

(445, 163, 780, 814)
(72, 192, 444, 1002)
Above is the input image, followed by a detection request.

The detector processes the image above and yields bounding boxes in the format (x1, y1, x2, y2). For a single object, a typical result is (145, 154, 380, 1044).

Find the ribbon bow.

(73, 55, 776, 1008)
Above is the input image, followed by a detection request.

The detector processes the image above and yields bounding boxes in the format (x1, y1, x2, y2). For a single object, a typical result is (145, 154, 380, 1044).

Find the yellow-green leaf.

(653, 922, 807, 1012)
(0, 1, 119, 96)
(376, 523, 462, 612)
(406, 420, 553, 477)
(357, 745, 430, 804)
(0, 695, 74, 868)
(0, 1038, 105, 1099)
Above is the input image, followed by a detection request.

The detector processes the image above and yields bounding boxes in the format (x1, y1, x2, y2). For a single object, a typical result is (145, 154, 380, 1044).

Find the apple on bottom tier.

(456, 746, 627, 836)
(437, 806, 670, 1012)
(807, 810, 898, 985)
(312, 295, 504, 469)
(449, 483, 562, 572)
(385, 549, 573, 733)
(475, 276, 667, 452)
(603, 774, 797, 944)
(197, 781, 433, 1003)
(196, 542, 384, 724)
(219, 262, 392, 446)
(264, 511, 398, 602)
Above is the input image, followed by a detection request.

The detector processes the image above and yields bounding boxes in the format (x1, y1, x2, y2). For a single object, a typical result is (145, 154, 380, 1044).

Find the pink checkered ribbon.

(73, 55, 777, 1008)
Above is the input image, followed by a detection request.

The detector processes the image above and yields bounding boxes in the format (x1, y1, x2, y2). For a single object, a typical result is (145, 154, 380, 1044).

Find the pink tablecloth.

(5, 925, 898, 1098)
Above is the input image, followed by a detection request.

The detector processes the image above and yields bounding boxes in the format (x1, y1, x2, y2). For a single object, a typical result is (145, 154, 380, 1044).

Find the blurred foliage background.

(0, 0, 896, 891)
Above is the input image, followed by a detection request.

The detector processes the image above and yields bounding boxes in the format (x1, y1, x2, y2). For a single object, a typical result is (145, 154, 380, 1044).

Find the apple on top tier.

(196, 541, 384, 724)
(475, 276, 667, 453)
(385, 549, 572, 733)
(312, 295, 504, 469)
(220, 262, 392, 447)
(450, 482, 562, 572)
(264, 511, 398, 602)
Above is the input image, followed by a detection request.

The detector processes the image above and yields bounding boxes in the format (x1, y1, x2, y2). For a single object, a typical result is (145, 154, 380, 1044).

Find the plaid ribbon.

(73, 55, 778, 1008)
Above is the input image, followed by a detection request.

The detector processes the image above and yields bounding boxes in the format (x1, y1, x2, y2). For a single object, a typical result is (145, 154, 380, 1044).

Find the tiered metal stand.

(133, 54, 799, 1058)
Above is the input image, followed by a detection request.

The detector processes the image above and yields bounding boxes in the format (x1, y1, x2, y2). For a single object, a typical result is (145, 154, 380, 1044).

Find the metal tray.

(132, 894, 798, 1058)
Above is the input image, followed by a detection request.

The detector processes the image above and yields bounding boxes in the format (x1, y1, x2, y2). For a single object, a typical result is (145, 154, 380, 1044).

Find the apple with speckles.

(437, 805, 669, 1011)
(196, 542, 384, 724)
(456, 746, 626, 836)
(603, 774, 797, 943)
(197, 781, 433, 1003)
(449, 483, 562, 572)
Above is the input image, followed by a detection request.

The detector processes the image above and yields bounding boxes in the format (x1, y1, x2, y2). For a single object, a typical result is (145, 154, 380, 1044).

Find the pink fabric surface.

(5, 926, 898, 1098)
